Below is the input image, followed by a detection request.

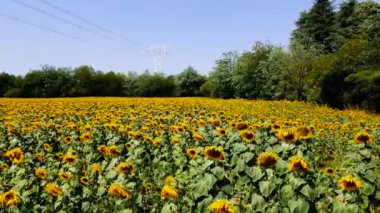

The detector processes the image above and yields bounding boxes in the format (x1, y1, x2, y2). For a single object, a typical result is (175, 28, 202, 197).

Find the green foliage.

(292, 0, 336, 52)
(176, 66, 206, 96)
(209, 51, 239, 98)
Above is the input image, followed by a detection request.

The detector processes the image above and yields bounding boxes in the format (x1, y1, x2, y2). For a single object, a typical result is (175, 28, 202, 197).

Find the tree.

(334, 0, 359, 47)
(176, 66, 206, 96)
(232, 42, 274, 99)
(292, 0, 336, 52)
(0, 72, 17, 97)
(209, 51, 239, 98)
(280, 42, 318, 101)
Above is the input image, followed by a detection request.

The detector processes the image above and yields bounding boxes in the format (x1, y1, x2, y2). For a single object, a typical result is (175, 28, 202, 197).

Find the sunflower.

(144, 183, 153, 190)
(116, 162, 135, 175)
(107, 145, 121, 156)
(337, 176, 362, 191)
(186, 148, 198, 159)
(257, 152, 279, 168)
(55, 152, 64, 161)
(80, 133, 91, 142)
(208, 199, 235, 213)
(354, 132, 372, 144)
(160, 185, 179, 200)
(0, 190, 20, 206)
(0, 162, 9, 172)
(125, 142, 132, 149)
(165, 176, 176, 187)
(90, 163, 102, 175)
(44, 183, 63, 197)
(4, 148, 24, 164)
(296, 126, 312, 139)
(62, 136, 72, 144)
(43, 143, 52, 152)
(79, 176, 90, 185)
(152, 139, 162, 146)
(288, 156, 309, 172)
(193, 132, 205, 143)
(240, 130, 255, 143)
(58, 171, 70, 181)
(170, 137, 180, 144)
(323, 167, 336, 176)
(35, 168, 48, 179)
(176, 126, 186, 134)
(97, 145, 108, 155)
(108, 184, 132, 200)
(216, 128, 227, 137)
(277, 129, 297, 143)
(204, 146, 224, 161)
(62, 153, 76, 164)
(236, 122, 248, 130)
(34, 153, 45, 162)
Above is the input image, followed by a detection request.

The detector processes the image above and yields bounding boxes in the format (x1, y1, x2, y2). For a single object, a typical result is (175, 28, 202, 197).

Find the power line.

(0, 12, 95, 44)
(35, 0, 144, 47)
(11, 0, 115, 41)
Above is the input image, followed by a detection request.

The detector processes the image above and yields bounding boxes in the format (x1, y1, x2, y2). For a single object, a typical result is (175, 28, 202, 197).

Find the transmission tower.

(146, 45, 169, 72)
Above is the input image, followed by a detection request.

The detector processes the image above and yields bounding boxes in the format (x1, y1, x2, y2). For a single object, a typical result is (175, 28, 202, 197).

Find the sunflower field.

(0, 98, 379, 212)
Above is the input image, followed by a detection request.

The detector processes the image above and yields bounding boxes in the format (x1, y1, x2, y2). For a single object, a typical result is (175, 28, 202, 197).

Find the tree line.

(1, 0, 379, 112)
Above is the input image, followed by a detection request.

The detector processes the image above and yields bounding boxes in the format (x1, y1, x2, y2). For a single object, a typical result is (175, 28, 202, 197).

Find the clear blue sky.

(0, 0, 362, 75)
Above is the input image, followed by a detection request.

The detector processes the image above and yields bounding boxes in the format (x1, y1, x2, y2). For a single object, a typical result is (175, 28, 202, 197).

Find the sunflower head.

(91, 163, 102, 175)
(58, 171, 70, 181)
(4, 148, 24, 164)
(62, 153, 76, 164)
(0, 190, 20, 206)
(216, 128, 227, 137)
(257, 152, 279, 168)
(107, 145, 121, 156)
(186, 148, 198, 159)
(34, 153, 45, 162)
(296, 126, 312, 139)
(323, 167, 336, 176)
(337, 176, 361, 191)
(240, 130, 255, 143)
(44, 183, 63, 197)
(354, 132, 372, 144)
(97, 145, 108, 155)
(277, 129, 297, 143)
(204, 146, 224, 162)
(160, 185, 179, 200)
(208, 199, 235, 213)
(79, 176, 90, 185)
(0, 162, 9, 172)
(62, 136, 72, 144)
(108, 184, 132, 200)
(43, 143, 52, 152)
(116, 162, 135, 175)
(35, 168, 48, 179)
(289, 156, 309, 172)
(164, 176, 176, 187)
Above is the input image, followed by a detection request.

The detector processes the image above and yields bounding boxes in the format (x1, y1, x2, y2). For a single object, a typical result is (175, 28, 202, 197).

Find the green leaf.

(362, 183, 375, 196)
(364, 170, 377, 183)
(288, 198, 309, 213)
(241, 152, 254, 163)
(161, 203, 177, 213)
(332, 201, 358, 213)
(300, 185, 316, 201)
(232, 143, 248, 153)
(251, 193, 267, 212)
(259, 181, 276, 197)
(246, 167, 264, 182)
(280, 185, 294, 199)
(235, 158, 247, 172)
(211, 166, 225, 179)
